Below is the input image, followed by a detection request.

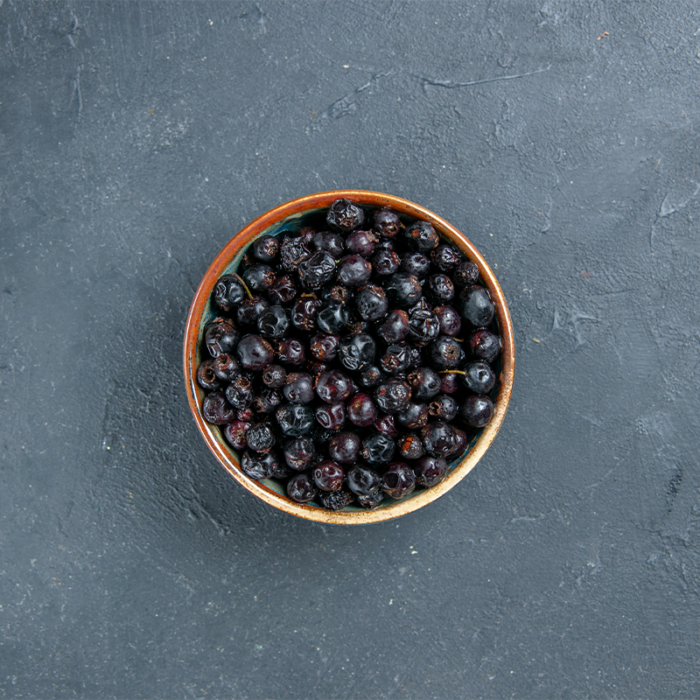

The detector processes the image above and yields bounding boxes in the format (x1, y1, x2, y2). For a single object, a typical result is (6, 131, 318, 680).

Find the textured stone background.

(1, 1, 699, 698)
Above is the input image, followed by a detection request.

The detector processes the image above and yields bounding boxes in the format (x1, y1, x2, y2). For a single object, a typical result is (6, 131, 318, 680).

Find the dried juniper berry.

(328, 432, 361, 464)
(461, 361, 496, 395)
(313, 231, 345, 257)
(468, 329, 502, 364)
(223, 420, 251, 450)
(408, 308, 441, 346)
(337, 255, 372, 287)
(241, 450, 273, 480)
(287, 473, 318, 503)
(346, 393, 378, 427)
(275, 404, 315, 437)
(318, 488, 355, 511)
(315, 402, 346, 430)
(407, 367, 441, 401)
(428, 394, 459, 422)
(236, 334, 274, 371)
(374, 378, 411, 414)
(225, 376, 254, 410)
(377, 310, 410, 344)
(453, 260, 480, 287)
(252, 235, 279, 263)
(205, 320, 239, 358)
(246, 423, 276, 453)
(236, 296, 269, 327)
(316, 300, 350, 334)
(396, 403, 429, 430)
(460, 285, 495, 327)
(347, 465, 381, 496)
(298, 251, 336, 290)
(430, 244, 461, 272)
(313, 460, 345, 491)
(257, 305, 290, 340)
(373, 208, 402, 238)
(461, 395, 494, 428)
(197, 360, 221, 391)
(252, 389, 282, 415)
(280, 234, 312, 272)
(398, 433, 425, 461)
(338, 333, 377, 372)
(434, 305, 462, 337)
(291, 296, 321, 331)
(213, 354, 240, 383)
(385, 273, 422, 308)
(404, 220, 439, 253)
(202, 391, 236, 425)
(413, 456, 447, 487)
(310, 334, 340, 362)
(374, 414, 398, 439)
(283, 372, 315, 404)
(361, 433, 396, 464)
(243, 264, 276, 293)
(371, 249, 401, 277)
(426, 274, 455, 304)
(381, 462, 416, 499)
(327, 198, 365, 232)
(429, 336, 462, 370)
(261, 363, 287, 389)
(355, 285, 389, 322)
(276, 338, 306, 366)
(359, 365, 385, 389)
(346, 230, 377, 257)
(315, 370, 353, 404)
(421, 421, 461, 457)
(357, 491, 385, 509)
(213, 274, 247, 311)
(400, 252, 431, 278)
(440, 371, 460, 395)
(267, 274, 297, 305)
(380, 344, 418, 375)
(283, 437, 316, 471)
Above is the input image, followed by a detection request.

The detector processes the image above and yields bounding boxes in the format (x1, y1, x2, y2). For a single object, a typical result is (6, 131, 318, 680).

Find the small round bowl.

(184, 190, 514, 525)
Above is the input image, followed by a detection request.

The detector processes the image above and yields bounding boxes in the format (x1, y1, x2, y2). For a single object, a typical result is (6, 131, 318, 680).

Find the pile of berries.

(197, 199, 502, 511)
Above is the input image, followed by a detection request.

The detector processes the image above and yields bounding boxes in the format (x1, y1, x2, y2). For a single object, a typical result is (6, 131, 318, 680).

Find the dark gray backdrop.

(2, 1, 699, 698)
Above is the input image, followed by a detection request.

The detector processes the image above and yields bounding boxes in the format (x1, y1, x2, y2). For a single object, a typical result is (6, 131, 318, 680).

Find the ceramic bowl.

(183, 190, 514, 524)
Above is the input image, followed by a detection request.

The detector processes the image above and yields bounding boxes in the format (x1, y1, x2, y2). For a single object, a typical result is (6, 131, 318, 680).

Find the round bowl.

(184, 190, 514, 524)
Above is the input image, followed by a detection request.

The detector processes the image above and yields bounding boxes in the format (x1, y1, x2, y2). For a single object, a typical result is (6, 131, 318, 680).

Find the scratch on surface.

(70, 66, 83, 123)
(418, 64, 552, 91)
(314, 70, 394, 124)
(658, 181, 700, 217)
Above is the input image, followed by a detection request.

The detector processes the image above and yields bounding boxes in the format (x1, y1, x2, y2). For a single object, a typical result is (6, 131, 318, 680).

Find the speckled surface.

(1, 1, 699, 698)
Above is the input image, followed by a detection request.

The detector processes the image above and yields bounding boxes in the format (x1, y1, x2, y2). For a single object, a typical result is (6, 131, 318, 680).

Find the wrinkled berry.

(276, 404, 315, 436)
(202, 391, 236, 425)
(313, 460, 345, 491)
(213, 275, 246, 311)
(327, 198, 365, 232)
(287, 473, 318, 503)
(381, 462, 416, 499)
(361, 433, 395, 464)
(338, 333, 377, 372)
(253, 235, 280, 263)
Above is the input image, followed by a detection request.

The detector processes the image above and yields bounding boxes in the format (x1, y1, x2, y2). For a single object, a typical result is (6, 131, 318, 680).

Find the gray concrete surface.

(1, 1, 699, 697)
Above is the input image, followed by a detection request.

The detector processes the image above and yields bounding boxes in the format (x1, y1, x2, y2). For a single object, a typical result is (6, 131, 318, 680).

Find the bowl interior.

(184, 192, 514, 524)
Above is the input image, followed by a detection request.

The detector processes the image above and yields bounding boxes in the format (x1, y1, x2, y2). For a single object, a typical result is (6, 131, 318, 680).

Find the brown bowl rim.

(183, 190, 515, 525)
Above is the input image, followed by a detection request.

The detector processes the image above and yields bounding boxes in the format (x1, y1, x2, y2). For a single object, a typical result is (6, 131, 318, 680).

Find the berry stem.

(439, 370, 466, 375)
(232, 272, 253, 299)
